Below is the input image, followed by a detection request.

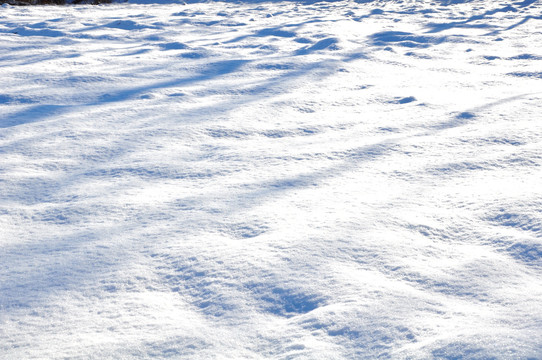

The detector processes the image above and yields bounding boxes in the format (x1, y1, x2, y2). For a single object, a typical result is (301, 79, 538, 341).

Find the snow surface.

(1, 0, 542, 358)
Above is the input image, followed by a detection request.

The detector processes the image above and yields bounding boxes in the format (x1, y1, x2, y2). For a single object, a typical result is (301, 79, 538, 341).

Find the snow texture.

(1, 0, 542, 358)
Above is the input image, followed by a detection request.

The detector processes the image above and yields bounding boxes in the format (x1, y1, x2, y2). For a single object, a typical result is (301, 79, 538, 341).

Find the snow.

(1, 0, 542, 358)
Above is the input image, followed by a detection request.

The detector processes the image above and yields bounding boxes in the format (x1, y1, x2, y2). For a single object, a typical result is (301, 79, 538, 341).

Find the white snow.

(1, 0, 542, 358)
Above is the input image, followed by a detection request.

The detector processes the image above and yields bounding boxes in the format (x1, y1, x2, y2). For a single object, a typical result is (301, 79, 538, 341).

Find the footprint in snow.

(389, 96, 417, 104)
(405, 51, 432, 59)
(507, 71, 542, 79)
(104, 20, 155, 30)
(294, 37, 313, 44)
(483, 55, 501, 61)
(370, 31, 445, 48)
(10, 26, 65, 37)
(224, 222, 269, 239)
(507, 54, 542, 60)
(256, 28, 296, 38)
(295, 37, 339, 55)
(159, 42, 190, 51)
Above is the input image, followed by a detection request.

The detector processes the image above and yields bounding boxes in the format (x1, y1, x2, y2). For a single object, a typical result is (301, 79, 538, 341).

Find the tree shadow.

(138, 89, 538, 328)
(2, 2, 539, 339)
(221, 90, 537, 218)
(0, 22, 370, 319)
(486, 14, 542, 36)
(2, 61, 532, 300)
(425, 4, 518, 33)
(424, 1, 541, 35)
(0, 59, 249, 128)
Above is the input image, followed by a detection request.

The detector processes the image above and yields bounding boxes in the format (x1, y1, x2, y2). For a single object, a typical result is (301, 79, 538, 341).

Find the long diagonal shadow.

(0, 48, 369, 313)
(0, 59, 249, 129)
(3, 24, 534, 317)
(425, 3, 520, 34)
(222, 92, 539, 213)
(486, 14, 542, 36)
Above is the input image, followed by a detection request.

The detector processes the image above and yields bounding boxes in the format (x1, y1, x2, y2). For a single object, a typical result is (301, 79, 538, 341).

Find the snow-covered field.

(1, 0, 541, 358)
